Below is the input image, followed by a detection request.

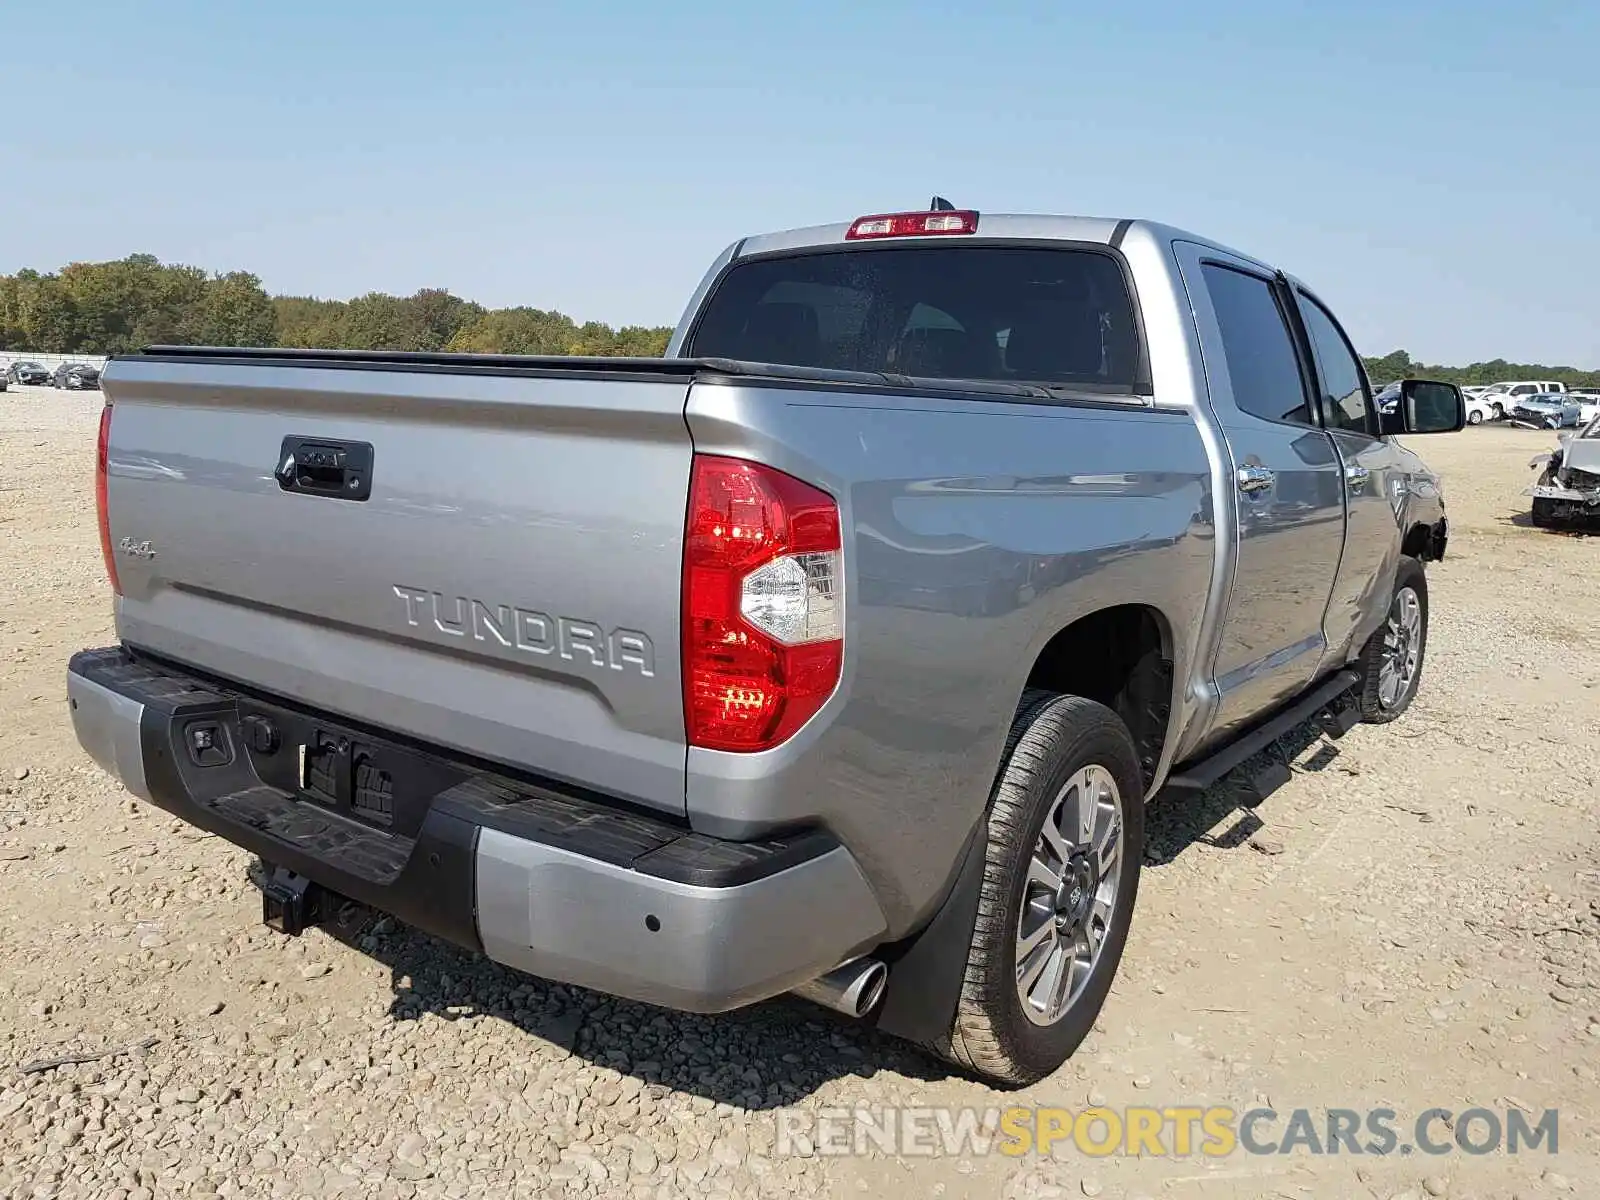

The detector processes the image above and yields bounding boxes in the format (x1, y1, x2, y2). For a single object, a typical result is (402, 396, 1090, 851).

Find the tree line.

(1361, 349, 1598, 389)
(3, 254, 1595, 383)
(0, 254, 673, 358)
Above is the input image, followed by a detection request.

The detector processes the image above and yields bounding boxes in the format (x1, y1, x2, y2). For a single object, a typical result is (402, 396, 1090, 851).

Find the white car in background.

(1463, 392, 1500, 424)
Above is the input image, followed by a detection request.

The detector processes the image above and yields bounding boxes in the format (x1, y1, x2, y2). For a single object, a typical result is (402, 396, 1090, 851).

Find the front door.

(1176, 244, 1348, 743)
(1291, 286, 1408, 664)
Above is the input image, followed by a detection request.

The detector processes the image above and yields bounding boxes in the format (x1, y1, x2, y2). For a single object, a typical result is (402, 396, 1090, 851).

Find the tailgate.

(100, 354, 693, 817)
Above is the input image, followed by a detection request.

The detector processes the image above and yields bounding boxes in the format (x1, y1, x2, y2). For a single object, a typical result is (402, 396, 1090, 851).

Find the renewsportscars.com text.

(773, 1105, 1559, 1159)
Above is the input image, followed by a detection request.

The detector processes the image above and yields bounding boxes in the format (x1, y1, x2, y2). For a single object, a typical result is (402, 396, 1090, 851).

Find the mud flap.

(868, 823, 986, 1045)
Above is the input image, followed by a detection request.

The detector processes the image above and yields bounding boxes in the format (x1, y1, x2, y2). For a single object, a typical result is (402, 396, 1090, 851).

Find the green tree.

(405, 288, 484, 352)
(0, 274, 23, 347)
(55, 255, 211, 353)
(15, 276, 78, 352)
(195, 272, 277, 346)
(1, 253, 676, 359)
(274, 296, 350, 348)
(341, 292, 417, 351)
(1361, 349, 1413, 386)
(447, 306, 578, 354)
(132, 264, 210, 347)
(612, 324, 672, 357)
(1361, 350, 1600, 390)
(336, 288, 483, 351)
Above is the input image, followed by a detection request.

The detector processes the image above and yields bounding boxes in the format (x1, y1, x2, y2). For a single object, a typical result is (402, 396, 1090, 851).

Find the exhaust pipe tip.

(849, 959, 888, 1016)
(792, 956, 888, 1019)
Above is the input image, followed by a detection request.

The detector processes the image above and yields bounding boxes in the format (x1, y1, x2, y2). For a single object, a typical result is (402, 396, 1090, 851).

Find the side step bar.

(1163, 670, 1360, 793)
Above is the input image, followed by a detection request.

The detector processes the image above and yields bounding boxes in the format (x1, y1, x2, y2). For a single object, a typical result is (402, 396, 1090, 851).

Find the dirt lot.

(1, 387, 1596, 1199)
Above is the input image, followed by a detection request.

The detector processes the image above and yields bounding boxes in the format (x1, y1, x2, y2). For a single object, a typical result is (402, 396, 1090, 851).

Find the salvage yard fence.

(1, 351, 110, 375)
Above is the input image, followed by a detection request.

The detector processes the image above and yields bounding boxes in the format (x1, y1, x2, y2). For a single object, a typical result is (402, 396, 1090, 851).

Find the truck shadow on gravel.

(1143, 716, 1342, 865)
(304, 717, 1342, 1107)
(326, 922, 953, 1108)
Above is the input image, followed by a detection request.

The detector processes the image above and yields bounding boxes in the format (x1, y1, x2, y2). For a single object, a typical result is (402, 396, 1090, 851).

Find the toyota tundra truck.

(67, 205, 1462, 1085)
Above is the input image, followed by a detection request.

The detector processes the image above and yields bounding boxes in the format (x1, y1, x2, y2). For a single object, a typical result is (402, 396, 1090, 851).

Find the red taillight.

(845, 210, 980, 240)
(96, 402, 121, 595)
(683, 455, 844, 752)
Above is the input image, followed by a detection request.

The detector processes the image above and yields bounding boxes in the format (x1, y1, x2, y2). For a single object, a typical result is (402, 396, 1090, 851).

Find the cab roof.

(732, 212, 1277, 276)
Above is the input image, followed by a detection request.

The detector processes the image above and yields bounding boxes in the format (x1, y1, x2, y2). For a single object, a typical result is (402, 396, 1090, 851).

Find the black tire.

(1531, 498, 1556, 528)
(928, 691, 1144, 1087)
(1354, 557, 1429, 724)
(1491, 402, 1504, 420)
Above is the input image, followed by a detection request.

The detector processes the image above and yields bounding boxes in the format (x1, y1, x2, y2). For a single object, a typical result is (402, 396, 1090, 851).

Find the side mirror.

(1381, 379, 1464, 435)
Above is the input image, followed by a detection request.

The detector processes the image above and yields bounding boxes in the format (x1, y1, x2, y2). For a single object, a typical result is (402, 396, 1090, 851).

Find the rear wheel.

(928, 692, 1143, 1087)
(1354, 558, 1428, 723)
(1466, 409, 1483, 425)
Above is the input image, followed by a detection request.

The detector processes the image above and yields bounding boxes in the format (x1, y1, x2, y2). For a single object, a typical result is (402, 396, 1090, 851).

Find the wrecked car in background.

(1528, 413, 1600, 527)
(1509, 392, 1584, 430)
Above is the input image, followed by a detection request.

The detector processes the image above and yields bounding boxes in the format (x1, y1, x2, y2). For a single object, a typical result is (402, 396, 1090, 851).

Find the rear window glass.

(687, 246, 1141, 390)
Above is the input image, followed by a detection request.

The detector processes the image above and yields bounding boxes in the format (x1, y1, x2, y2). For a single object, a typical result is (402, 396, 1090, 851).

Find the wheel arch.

(872, 604, 1175, 1053)
(1401, 520, 1445, 562)
(1022, 603, 1177, 795)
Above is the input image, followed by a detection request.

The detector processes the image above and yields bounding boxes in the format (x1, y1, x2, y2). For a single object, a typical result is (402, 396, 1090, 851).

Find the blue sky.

(4, 0, 1597, 366)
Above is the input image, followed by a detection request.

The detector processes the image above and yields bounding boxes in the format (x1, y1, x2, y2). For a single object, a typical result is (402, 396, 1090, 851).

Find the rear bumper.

(67, 647, 886, 1013)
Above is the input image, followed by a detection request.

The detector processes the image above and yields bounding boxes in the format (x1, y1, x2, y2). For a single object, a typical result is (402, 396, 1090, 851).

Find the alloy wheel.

(1014, 764, 1125, 1026)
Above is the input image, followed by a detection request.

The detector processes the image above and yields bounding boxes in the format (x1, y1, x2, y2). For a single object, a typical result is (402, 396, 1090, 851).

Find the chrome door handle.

(1345, 465, 1371, 492)
(1236, 465, 1275, 494)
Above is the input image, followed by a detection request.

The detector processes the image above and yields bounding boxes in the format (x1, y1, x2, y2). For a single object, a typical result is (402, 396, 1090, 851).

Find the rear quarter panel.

(684, 383, 1215, 934)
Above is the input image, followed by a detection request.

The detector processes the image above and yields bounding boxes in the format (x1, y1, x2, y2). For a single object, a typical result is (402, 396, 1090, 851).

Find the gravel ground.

(1, 387, 1596, 1199)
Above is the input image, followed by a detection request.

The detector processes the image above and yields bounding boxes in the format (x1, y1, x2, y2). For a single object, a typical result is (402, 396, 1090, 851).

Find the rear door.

(1175, 243, 1347, 740)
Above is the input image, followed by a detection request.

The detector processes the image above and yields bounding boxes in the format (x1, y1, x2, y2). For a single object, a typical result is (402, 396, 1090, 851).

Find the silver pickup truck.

(68, 206, 1462, 1086)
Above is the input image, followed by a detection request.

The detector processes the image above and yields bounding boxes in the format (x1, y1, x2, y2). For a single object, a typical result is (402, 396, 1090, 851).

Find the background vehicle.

(1463, 392, 1500, 424)
(1480, 380, 1568, 420)
(67, 208, 1462, 1086)
(5, 360, 51, 386)
(1567, 389, 1600, 423)
(1527, 413, 1600, 526)
(1509, 391, 1584, 429)
(51, 361, 102, 390)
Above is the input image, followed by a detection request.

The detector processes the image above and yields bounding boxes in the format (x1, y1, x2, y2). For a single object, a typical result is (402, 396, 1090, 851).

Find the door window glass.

(1296, 294, 1373, 436)
(1200, 264, 1313, 426)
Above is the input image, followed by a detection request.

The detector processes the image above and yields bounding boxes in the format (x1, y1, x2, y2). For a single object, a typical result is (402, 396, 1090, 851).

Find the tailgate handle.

(276, 437, 374, 502)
